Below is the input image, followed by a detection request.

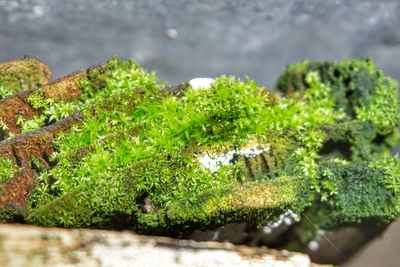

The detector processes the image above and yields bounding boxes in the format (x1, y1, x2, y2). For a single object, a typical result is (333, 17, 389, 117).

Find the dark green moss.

(276, 59, 400, 160)
(276, 59, 397, 122)
(0, 206, 24, 223)
(318, 159, 399, 225)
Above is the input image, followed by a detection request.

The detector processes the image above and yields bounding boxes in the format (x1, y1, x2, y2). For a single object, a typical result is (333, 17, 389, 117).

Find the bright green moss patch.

(25, 70, 338, 231)
(276, 59, 399, 124)
(0, 157, 17, 188)
(27, 90, 53, 110)
(0, 84, 15, 99)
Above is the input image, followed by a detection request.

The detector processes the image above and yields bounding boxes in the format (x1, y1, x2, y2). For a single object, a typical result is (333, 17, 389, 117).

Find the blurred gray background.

(1, 0, 400, 266)
(1, 0, 400, 87)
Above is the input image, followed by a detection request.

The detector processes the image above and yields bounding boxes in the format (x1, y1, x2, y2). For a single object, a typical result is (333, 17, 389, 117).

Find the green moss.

(276, 59, 398, 123)
(0, 57, 395, 236)
(0, 206, 24, 223)
(0, 84, 15, 99)
(165, 176, 303, 228)
(0, 157, 17, 188)
(276, 59, 400, 160)
(19, 57, 160, 134)
(371, 157, 400, 213)
(0, 119, 9, 131)
(27, 90, 54, 110)
(318, 159, 398, 225)
(25, 71, 336, 231)
(16, 114, 48, 134)
(0, 57, 50, 99)
(283, 156, 400, 251)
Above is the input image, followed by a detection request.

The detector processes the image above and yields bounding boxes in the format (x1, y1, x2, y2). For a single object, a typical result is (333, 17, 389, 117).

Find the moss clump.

(27, 90, 53, 110)
(0, 206, 24, 223)
(0, 56, 51, 99)
(0, 57, 397, 239)
(24, 67, 341, 232)
(318, 158, 400, 225)
(276, 59, 400, 160)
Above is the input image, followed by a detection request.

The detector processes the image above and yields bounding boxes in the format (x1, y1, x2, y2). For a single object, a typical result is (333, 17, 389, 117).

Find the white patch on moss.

(198, 145, 270, 172)
(189, 78, 215, 90)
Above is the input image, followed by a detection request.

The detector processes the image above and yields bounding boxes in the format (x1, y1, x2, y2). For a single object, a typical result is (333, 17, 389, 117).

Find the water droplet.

(308, 240, 320, 251)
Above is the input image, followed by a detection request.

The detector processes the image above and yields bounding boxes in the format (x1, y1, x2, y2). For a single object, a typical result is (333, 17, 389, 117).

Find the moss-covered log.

(0, 56, 51, 99)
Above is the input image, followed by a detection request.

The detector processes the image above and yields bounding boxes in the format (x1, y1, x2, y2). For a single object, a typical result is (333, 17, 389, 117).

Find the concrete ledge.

(0, 224, 313, 267)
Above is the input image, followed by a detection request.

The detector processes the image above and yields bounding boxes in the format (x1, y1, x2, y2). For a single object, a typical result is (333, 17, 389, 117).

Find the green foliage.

(0, 206, 24, 223)
(371, 157, 400, 212)
(16, 114, 48, 133)
(276, 59, 399, 122)
(165, 176, 304, 230)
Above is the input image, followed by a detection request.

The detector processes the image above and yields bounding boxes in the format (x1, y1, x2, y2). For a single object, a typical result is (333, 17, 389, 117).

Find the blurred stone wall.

(1, 0, 400, 88)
